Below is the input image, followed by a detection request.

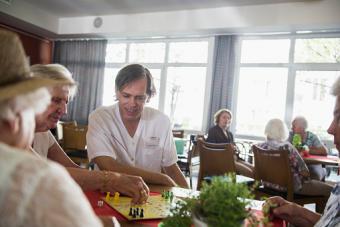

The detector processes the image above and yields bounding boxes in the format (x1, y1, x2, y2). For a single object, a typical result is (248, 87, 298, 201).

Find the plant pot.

(192, 212, 208, 227)
(192, 211, 245, 227)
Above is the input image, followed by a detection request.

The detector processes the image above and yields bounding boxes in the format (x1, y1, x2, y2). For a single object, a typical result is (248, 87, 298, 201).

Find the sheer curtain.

(206, 35, 237, 131)
(53, 39, 107, 125)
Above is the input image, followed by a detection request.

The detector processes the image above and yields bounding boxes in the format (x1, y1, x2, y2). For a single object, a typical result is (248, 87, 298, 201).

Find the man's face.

(35, 86, 70, 132)
(292, 120, 304, 134)
(327, 96, 340, 156)
(117, 78, 148, 123)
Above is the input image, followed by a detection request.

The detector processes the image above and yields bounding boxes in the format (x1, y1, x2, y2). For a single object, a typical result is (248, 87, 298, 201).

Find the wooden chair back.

(197, 138, 236, 190)
(56, 121, 77, 142)
(252, 145, 294, 200)
(62, 124, 88, 151)
(177, 134, 202, 189)
(252, 144, 328, 212)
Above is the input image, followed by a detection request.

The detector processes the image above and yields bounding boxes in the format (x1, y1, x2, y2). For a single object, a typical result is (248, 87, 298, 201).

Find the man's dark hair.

(115, 64, 156, 98)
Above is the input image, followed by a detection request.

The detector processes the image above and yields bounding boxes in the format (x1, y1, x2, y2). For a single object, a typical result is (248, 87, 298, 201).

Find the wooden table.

(85, 185, 285, 227)
(303, 154, 340, 166)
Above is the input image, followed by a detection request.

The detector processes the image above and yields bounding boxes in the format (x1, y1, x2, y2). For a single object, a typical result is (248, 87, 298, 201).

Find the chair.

(62, 123, 89, 167)
(235, 140, 255, 164)
(252, 145, 328, 213)
(177, 134, 202, 189)
(172, 129, 184, 138)
(56, 120, 77, 144)
(196, 138, 236, 190)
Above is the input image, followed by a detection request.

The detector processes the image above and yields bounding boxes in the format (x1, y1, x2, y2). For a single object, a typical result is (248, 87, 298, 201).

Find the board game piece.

(129, 207, 132, 216)
(97, 200, 104, 207)
(169, 192, 174, 202)
(113, 192, 120, 203)
(105, 192, 110, 201)
(140, 208, 144, 218)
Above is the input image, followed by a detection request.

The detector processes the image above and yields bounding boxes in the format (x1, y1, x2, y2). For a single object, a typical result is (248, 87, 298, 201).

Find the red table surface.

(305, 154, 339, 160)
(85, 191, 285, 227)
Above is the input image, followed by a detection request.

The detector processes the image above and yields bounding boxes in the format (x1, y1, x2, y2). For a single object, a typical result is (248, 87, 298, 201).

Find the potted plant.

(162, 173, 267, 227)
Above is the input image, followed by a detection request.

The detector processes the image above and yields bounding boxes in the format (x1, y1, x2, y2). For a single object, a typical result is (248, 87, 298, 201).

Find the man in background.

(288, 116, 328, 181)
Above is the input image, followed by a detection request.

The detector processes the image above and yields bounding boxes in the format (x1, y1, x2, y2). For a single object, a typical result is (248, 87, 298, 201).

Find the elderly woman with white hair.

(257, 118, 333, 197)
(0, 30, 117, 226)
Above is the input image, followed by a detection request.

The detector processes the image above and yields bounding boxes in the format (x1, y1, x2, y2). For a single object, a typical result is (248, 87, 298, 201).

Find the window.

(236, 67, 288, 136)
(295, 38, 340, 63)
(235, 35, 340, 141)
(103, 39, 211, 131)
(293, 71, 339, 139)
(165, 67, 207, 130)
(241, 39, 290, 63)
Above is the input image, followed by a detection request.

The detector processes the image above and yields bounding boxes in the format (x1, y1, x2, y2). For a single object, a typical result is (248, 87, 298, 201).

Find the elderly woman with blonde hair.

(257, 118, 333, 197)
(0, 30, 114, 226)
(206, 108, 254, 178)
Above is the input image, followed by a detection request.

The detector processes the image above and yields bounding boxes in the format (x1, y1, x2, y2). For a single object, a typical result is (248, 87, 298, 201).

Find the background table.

(303, 154, 340, 166)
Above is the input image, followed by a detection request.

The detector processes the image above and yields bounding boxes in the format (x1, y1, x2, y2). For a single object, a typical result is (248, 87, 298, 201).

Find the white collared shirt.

(87, 103, 177, 172)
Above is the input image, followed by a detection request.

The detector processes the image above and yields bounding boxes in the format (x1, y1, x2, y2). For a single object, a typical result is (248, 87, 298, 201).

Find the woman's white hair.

(0, 88, 51, 121)
(264, 118, 289, 142)
(30, 64, 77, 98)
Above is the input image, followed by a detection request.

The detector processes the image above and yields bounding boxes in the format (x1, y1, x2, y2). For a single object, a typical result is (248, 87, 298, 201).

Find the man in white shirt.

(87, 64, 188, 188)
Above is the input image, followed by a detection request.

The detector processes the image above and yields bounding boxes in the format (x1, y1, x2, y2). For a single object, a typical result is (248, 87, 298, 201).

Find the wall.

(58, 0, 340, 37)
(2, 0, 340, 38)
(0, 24, 52, 64)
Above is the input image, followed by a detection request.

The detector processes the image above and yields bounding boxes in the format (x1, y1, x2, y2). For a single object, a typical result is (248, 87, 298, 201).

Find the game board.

(103, 193, 180, 220)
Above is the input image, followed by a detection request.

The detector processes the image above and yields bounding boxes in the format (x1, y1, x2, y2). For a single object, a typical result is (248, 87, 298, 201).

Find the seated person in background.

(258, 118, 332, 197)
(87, 64, 188, 188)
(206, 108, 254, 178)
(264, 77, 340, 227)
(288, 116, 328, 181)
(32, 64, 149, 204)
(0, 30, 104, 227)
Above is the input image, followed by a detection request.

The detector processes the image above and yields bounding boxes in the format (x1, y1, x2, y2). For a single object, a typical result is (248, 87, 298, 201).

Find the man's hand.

(105, 172, 150, 204)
